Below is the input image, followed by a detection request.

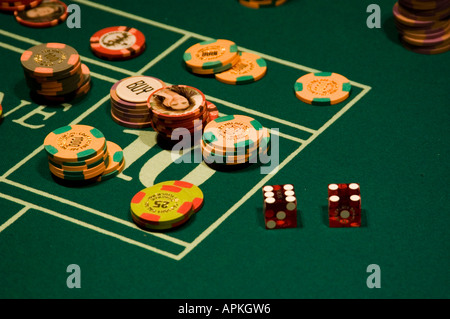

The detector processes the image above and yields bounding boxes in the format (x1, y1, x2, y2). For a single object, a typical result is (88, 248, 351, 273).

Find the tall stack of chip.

(90, 26, 146, 61)
(0, 0, 42, 12)
(130, 181, 204, 231)
(43, 125, 125, 182)
(21, 43, 91, 103)
(201, 114, 271, 166)
(238, 0, 289, 9)
(110, 76, 166, 129)
(393, 1, 450, 55)
(147, 85, 219, 139)
(14, 0, 68, 28)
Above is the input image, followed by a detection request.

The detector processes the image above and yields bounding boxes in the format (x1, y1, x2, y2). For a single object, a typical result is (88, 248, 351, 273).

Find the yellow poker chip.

(183, 39, 239, 71)
(43, 124, 106, 162)
(153, 181, 204, 214)
(215, 51, 267, 85)
(294, 72, 352, 106)
(130, 183, 195, 230)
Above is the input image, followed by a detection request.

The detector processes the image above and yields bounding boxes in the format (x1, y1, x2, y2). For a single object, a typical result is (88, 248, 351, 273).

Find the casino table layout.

(0, 0, 449, 300)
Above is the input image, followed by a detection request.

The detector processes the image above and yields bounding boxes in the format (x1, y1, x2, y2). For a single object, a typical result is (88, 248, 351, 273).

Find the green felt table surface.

(0, 0, 449, 299)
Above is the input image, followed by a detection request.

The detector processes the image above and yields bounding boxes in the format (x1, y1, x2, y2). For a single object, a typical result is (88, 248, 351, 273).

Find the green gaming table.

(0, 0, 449, 300)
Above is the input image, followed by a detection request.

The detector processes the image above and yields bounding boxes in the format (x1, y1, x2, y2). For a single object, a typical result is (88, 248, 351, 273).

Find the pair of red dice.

(262, 183, 361, 229)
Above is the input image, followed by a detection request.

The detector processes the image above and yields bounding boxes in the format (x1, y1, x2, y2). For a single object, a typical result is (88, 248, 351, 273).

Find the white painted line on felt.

(0, 192, 180, 260)
(78, 56, 136, 77)
(89, 72, 118, 84)
(136, 34, 191, 75)
(0, 178, 190, 248)
(179, 142, 305, 259)
(0, 41, 25, 54)
(180, 87, 372, 258)
(68, 94, 110, 125)
(0, 29, 40, 46)
(313, 86, 372, 136)
(204, 95, 317, 134)
(1, 146, 44, 180)
(71, 0, 213, 41)
(0, 206, 29, 234)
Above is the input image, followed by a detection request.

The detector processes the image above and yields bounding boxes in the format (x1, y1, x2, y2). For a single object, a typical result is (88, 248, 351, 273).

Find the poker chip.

(206, 101, 219, 122)
(0, 0, 43, 12)
(101, 141, 124, 175)
(238, 0, 288, 9)
(43, 125, 124, 183)
(90, 26, 146, 61)
(21, 42, 79, 77)
(14, 0, 68, 28)
(109, 76, 165, 128)
(215, 51, 267, 85)
(183, 39, 239, 74)
(147, 85, 219, 140)
(393, 1, 450, 55)
(153, 180, 204, 214)
(294, 72, 352, 106)
(201, 115, 270, 166)
(21, 43, 91, 103)
(130, 183, 196, 230)
(0, 103, 3, 118)
(43, 124, 106, 162)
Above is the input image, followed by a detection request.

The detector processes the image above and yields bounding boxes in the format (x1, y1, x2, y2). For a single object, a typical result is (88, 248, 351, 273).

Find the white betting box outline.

(0, 0, 371, 260)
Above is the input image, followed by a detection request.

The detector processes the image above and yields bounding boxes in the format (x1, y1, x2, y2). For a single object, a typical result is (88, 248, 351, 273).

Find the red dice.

(263, 184, 297, 229)
(328, 183, 361, 227)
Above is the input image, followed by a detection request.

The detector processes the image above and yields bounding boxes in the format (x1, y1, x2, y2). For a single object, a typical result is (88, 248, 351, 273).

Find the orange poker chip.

(294, 72, 352, 106)
(43, 124, 106, 162)
(215, 51, 267, 85)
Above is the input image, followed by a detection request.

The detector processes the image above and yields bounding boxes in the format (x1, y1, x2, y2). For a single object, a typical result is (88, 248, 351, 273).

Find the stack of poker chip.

(110, 76, 166, 129)
(201, 114, 271, 166)
(90, 26, 146, 61)
(0, 0, 42, 12)
(43, 124, 125, 182)
(130, 180, 204, 231)
(21, 43, 91, 103)
(393, 1, 450, 55)
(294, 72, 352, 106)
(183, 39, 268, 85)
(147, 85, 220, 139)
(14, 0, 68, 28)
(238, 0, 288, 9)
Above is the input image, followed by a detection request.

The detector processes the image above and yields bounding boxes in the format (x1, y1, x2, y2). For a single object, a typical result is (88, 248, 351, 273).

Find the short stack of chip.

(43, 124, 125, 182)
(14, 0, 68, 28)
(90, 26, 146, 61)
(238, 0, 288, 9)
(201, 114, 271, 166)
(183, 40, 268, 85)
(393, 1, 450, 55)
(130, 180, 204, 231)
(110, 76, 166, 129)
(21, 43, 91, 103)
(148, 85, 219, 139)
(0, 0, 42, 12)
